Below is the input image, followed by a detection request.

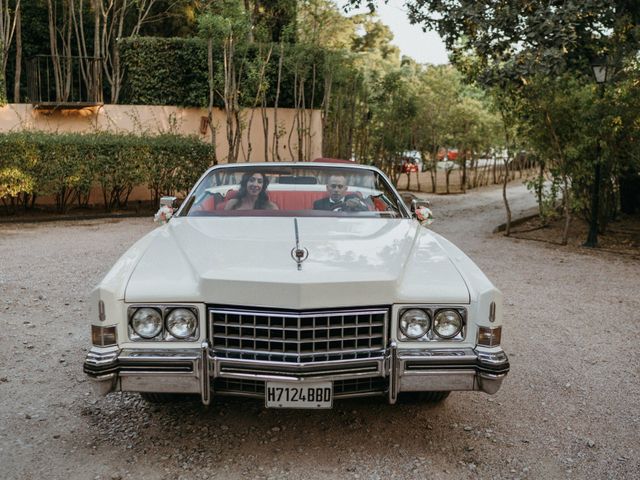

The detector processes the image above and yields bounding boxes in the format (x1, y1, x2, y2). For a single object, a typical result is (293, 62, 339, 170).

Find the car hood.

(124, 217, 470, 309)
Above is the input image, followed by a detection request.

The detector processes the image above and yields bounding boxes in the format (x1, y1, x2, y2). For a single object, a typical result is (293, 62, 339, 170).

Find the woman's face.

(246, 174, 264, 197)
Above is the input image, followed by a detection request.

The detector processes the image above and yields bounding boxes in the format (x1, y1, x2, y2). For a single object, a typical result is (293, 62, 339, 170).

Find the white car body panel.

(123, 217, 471, 308)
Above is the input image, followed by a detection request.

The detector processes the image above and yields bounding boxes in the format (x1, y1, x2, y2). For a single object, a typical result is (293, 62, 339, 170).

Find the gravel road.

(1, 183, 638, 480)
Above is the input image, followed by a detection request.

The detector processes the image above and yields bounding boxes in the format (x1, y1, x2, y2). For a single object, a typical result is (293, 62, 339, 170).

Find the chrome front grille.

(209, 307, 388, 363)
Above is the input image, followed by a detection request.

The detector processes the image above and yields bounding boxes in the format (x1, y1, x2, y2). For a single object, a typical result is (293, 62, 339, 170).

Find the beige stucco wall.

(0, 104, 323, 206)
(0, 104, 323, 163)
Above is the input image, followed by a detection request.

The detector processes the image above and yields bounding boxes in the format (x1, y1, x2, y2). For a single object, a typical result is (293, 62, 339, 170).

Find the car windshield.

(179, 165, 408, 219)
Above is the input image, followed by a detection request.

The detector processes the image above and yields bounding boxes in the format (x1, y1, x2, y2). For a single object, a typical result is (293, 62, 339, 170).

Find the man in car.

(313, 174, 369, 212)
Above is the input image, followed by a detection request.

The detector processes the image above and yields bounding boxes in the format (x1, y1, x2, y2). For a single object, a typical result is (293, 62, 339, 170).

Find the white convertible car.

(84, 163, 509, 408)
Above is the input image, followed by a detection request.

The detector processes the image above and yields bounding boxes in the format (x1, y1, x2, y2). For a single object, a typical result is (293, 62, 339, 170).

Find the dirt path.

(0, 183, 638, 480)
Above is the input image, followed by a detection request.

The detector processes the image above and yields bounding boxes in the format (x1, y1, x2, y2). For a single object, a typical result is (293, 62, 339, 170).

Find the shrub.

(0, 132, 215, 214)
(142, 133, 214, 204)
(0, 133, 39, 212)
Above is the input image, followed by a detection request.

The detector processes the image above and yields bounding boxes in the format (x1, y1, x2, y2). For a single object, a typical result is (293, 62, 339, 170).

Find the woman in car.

(224, 172, 279, 210)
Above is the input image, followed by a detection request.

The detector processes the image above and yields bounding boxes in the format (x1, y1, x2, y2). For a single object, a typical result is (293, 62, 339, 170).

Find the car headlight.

(131, 308, 163, 339)
(433, 309, 463, 339)
(166, 308, 198, 339)
(399, 309, 431, 339)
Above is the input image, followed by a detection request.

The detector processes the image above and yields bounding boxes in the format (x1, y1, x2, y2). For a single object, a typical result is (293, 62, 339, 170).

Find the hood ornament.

(291, 218, 309, 271)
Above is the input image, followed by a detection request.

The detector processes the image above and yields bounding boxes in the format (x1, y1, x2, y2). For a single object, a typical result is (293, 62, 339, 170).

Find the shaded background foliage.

(119, 37, 330, 108)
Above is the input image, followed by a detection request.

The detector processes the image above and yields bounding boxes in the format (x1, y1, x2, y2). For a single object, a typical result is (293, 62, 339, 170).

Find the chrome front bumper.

(83, 341, 509, 405)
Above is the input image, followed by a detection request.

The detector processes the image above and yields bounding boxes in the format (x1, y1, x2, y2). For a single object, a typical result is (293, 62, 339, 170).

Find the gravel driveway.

(1, 183, 638, 480)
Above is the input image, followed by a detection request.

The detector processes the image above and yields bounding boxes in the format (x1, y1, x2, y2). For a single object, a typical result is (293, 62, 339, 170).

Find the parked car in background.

(84, 163, 509, 409)
(400, 151, 424, 173)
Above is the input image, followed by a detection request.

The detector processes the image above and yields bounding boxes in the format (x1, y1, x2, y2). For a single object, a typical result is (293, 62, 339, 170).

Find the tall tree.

(0, 0, 20, 101)
(198, 0, 251, 163)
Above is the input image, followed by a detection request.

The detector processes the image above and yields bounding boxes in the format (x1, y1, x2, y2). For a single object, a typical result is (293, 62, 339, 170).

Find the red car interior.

(194, 190, 387, 212)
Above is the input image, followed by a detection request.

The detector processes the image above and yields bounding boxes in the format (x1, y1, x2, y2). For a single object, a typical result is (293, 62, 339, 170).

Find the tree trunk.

(112, 0, 127, 103)
(46, 0, 62, 101)
(63, 0, 73, 101)
(207, 38, 217, 165)
(445, 169, 451, 194)
(320, 66, 333, 157)
(461, 150, 467, 193)
(247, 44, 272, 162)
(619, 167, 640, 214)
(13, 2, 21, 102)
(502, 156, 512, 236)
(536, 160, 545, 219)
(272, 41, 284, 162)
(1, 0, 22, 98)
(560, 175, 571, 245)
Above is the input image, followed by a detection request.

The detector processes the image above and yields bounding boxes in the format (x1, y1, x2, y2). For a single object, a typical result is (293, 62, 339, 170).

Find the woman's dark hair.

(233, 172, 271, 209)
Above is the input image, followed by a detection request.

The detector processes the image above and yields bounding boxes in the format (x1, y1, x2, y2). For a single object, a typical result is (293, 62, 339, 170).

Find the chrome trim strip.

(118, 350, 200, 361)
(210, 307, 389, 318)
(85, 345, 119, 367)
(474, 347, 509, 366)
(201, 341, 211, 405)
(220, 365, 379, 377)
(211, 354, 385, 370)
(388, 341, 398, 404)
(212, 355, 385, 382)
(214, 370, 380, 383)
(214, 346, 383, 356)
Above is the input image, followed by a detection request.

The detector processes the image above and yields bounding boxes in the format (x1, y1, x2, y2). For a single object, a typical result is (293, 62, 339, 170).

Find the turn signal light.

(477, 326, 501, 347)
(92, 325, 117, 346)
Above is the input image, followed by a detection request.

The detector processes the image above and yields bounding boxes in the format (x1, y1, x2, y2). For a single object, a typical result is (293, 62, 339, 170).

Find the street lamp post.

(584, 56, 612, 248)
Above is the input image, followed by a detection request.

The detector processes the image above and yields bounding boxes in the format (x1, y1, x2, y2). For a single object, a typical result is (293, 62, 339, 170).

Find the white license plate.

(265, 381, 332, 409)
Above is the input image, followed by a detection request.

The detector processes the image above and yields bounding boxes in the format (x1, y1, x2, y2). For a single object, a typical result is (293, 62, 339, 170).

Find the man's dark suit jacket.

(313, 194, 368, 211)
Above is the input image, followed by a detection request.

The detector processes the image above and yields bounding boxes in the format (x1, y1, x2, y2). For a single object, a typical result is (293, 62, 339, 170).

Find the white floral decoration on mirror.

(416, 206, 434, 226)
(154, 205, 174, 225)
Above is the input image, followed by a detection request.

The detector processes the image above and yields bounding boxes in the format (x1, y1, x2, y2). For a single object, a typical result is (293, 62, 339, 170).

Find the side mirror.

(411, 199, 434, 226)
(159, 196, 177, 208)
(155, 196, 177, 225)
(410, 199, 431, 212)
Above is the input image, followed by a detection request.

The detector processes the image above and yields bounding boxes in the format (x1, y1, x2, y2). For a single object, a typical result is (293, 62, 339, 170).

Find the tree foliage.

(344, 0, 640, 236)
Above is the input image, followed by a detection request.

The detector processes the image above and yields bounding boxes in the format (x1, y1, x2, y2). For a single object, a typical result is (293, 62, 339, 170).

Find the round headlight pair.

(131, 307, 197, 339)
(399, 308, 463, 339)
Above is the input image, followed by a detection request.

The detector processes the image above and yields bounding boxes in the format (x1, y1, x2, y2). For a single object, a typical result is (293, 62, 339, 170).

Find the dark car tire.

(140, 392, 198, 403)
(401, 391, 451, 403)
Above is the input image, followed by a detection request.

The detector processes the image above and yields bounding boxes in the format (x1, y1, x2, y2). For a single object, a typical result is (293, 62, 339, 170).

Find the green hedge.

(119, 37, 331, 108)
(120, 38, 210, 107)
(0, 132, 215, 213)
